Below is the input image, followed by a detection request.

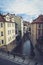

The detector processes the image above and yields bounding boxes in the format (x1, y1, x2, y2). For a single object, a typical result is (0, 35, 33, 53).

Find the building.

(23, 21, 28, 34)
(31, 15, 43, 49)
(23, 21, 31, 36)
(0, 14, 17, 52)
(14, 15, 24, 37)
(4, 13, 19, 37)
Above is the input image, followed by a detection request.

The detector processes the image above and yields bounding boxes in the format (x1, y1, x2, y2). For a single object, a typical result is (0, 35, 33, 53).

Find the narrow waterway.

(12, 39, 35, 58)
(22, 40, 31, 56)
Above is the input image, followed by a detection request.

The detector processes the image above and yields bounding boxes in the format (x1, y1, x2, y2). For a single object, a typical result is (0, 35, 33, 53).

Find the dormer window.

(5, 15, 10, 21)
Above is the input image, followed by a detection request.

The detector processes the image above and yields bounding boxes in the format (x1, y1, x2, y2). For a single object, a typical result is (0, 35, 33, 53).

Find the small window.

(0, 40, 1, 45)
(29, 27, 31, 31)
(1, 23, 3, 27)
(8, 30, 9, 35)
(12, 30, 14, 33)
(8, 30, 11, 35)
(8, 37, 11, 41)
(12, 23, 15, 27)
(15, 30, 18, 34)
(8, 23, 9, 27)
(10, 30, 11, 34)
(8, 23, 11, 27)
(12, 35, 14, 38)
(2, 40, 4, 44)
(0, 23, 3, 28)
(1, 32, 3, 36)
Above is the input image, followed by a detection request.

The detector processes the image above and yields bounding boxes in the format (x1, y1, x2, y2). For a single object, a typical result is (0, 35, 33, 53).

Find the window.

(9, 30, 11, 34)
(1, 23, 3, 27)
(8, 30, 9, 34)
(8, 23, 11, 27)
(12, 30, 14, 33)
(12, 35, 14, 38)
(12, 23, 15, 27)
(29, 27, 31, 31)
(2, 40, 4, 44)
(0, 23, 3, 28)
(8, 30, 11, 35)
(0, 32, 3, 36)
(8, 37, 11, 41)
(1, 32, 3, 36)
(0, 40, 1, 45)
(15, 29, 18, 34)
(39, 24, 41, 28)
(6, 16, 10, 21)
(8, 23, 9, 27)
(0, 40, 4, 44)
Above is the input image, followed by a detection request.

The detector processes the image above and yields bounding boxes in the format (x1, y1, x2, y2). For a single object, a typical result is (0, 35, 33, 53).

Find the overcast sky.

(0, 0, 43, 22)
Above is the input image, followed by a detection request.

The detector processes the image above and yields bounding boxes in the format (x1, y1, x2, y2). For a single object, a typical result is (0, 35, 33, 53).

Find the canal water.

(12, 39, 35, 58)
(22, 40, 31, 56)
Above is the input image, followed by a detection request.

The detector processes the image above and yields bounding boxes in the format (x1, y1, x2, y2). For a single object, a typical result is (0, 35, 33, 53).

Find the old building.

(23, 21, 31, 36)
(14, 15, 24, 37)
(23, 21, 27, 34)
(31, 15, 43, 50)
(0, 14, 17, 51)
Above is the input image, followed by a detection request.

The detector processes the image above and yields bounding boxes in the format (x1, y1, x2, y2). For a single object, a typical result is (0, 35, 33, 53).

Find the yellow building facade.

(5, 13, 24, 37)
(0, 22, 4, 46)
(31, 15, 43, 47)
(14, 16, 24, 37)
(0, 14, 16, 51)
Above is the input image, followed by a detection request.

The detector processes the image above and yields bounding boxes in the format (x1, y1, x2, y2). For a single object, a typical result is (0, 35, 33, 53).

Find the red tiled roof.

(23, 21, 30, 25)
(0, 14, 15, 23)
(23, 22, 30, 26)
(0, 14, 6, 22)
(31, 15, 43, 24)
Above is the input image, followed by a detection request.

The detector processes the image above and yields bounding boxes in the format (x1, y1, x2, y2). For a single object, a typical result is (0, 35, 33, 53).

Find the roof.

(0, 14, 15, 23)
(31, 15, 43, 24)
(23, 21, 30, 25)
(0, 14, 6, 22)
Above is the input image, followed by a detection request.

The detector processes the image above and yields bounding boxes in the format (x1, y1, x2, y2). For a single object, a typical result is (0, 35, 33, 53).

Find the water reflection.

(22, 40, 31, 56)
(12, 39, 35, 58)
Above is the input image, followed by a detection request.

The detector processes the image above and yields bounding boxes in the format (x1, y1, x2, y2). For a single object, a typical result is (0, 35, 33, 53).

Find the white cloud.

(5, 0, 43, 15)
(0, 0, 43, 21)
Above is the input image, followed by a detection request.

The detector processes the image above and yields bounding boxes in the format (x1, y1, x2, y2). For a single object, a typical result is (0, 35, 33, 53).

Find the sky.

(0, 0, 43, 22)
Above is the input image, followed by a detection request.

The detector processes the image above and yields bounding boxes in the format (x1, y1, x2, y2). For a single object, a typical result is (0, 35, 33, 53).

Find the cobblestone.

(0, 49, 43, 65)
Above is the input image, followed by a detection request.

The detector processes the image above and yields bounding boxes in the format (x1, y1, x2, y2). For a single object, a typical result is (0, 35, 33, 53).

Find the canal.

(11, 36, 35, 58)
